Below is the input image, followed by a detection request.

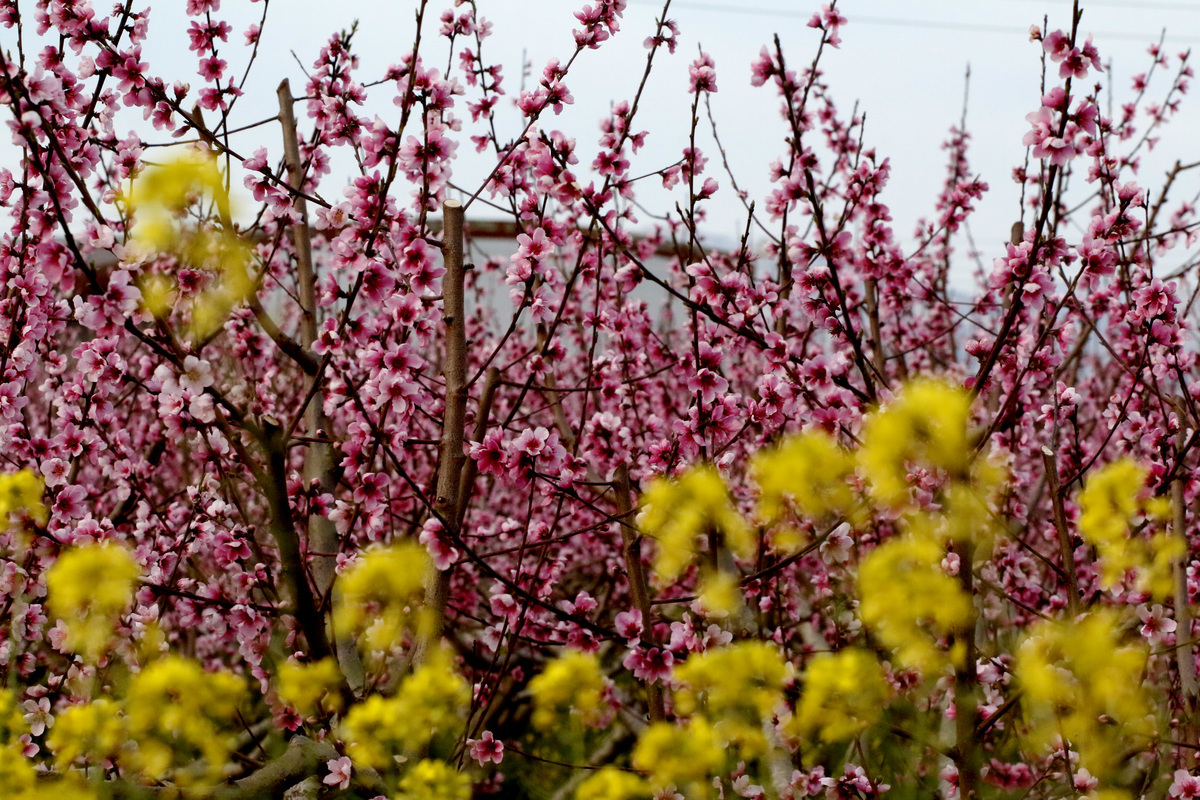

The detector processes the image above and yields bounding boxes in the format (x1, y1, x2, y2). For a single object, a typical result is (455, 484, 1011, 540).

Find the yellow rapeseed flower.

(673, 641, 788, 720)
(333, 541, 431, 653)
(1078, 459, 1149, 545)
(47, 698, 124, 768)
(673, 641, 788, 758)
(0, 744, 36, 795)
(1077, 459, 1178, 600)
(1015, 610, 1154, 777)
(751, 430, 859, 525)
(632, 717, 724, 791)
(124, 656, 246, 783)
(576, 766, 650, 800)
(697, 568, 742, 618)
(275, 657, 344, 718)
(125, 148, 256, 339)
(857, 379, 974, 508)
(340, 649, 468, 767)
(45, 543, 141, 660)
(639, 464, 752, 584)
(128, 148, 227, 218)
(395, 759, 471, 800)
(792, 648, 890, 743)
(0, 470, 46, 530)
(338, 695, 405, 770)
(857, 535, 971, 673)
(527, 650, 609, 730)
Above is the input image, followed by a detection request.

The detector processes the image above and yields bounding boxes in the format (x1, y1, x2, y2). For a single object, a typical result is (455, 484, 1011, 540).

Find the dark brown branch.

(1041, 446, 1081, 616)
(615, 464, 664, 722)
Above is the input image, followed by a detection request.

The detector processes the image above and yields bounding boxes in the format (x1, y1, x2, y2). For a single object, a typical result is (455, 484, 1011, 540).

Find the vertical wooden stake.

(419, 199, 467, 663)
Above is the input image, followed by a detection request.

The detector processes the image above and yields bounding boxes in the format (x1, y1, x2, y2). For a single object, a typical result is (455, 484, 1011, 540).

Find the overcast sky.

(10, 0, 1200, 277)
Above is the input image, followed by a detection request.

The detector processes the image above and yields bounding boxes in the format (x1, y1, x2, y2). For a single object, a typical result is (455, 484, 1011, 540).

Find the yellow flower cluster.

(697, 568, 742, 618)
(1078, 459, 1179, 600)
(791, 648, 890, 743)
(46, 698, 123, 768)
(631, 716, 724, 793)
(334, 542, 431, 653)
(125, 148, 255, 338)
(576, 766, 650, 800)
(0, 760, 96, 800)
(0, 470, 46, 532)
(0, 746, 37, 797)
(396, 759, 471, 800)
(751, 431, 858, 525)
(276, 657, 344, 718)
(124, 656, 248, 783)
(858, 378, 974, 507)
(47, 658, 246, 784)
(0, 746, 93, 800)
(673, 641, 788, 756)
(1015, 610, 1154, 776)
(527, 650, 609, 730)
(857, 536, 971, 673)
(639, 465, 753, 583)
(339, 650, 468, 769)
(45, 542, 141, 660)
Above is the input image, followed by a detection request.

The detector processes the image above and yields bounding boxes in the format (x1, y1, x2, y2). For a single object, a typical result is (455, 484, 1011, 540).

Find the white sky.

(9, 0, 1200, 274)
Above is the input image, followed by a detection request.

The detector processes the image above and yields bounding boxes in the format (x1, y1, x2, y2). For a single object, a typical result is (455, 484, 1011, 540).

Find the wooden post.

(418, 199, 468, 662)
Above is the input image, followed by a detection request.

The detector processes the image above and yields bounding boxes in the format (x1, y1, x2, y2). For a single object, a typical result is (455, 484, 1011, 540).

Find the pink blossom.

(323, 756, 352, 790)
(22, 698, 53, 737)
(1171, 770, 1200, 800)
(1023, 106, 1076, 167)
(1136, 603, 1177, 642)
(622, 646, 673, 683)
(467, 730, 505, 765)
(688, 53, 717, 94)
(807, 4, 847, 48)
(419, 518, 459, 570)
(1042, 30, 1071, 62)
(614, 609, 643, 640)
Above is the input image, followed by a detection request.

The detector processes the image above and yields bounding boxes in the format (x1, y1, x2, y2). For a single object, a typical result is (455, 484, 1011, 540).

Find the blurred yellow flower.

(124, 148, 256, 339)
(276, 658, 344, 718)
(340, 649, 468, 767)
(124, 656, 247, 783)
(528, 650, 609, 730)
(632, 716, 723, 791)
(792, 648, 890, 743)
(334, 541, 431, 653)
(0, 470, 46, 529)
(857, 535, 971, 673)
(45, 542, 140, 660)
(47, 699, 124, 769)
(1015, 610, 1154, 776)
(639, 464, 751, 584)
(576, 766, 650, 800)
(395, 759, 470, 800)
(1078, 459, 1179, 600)
(858, 378, 974, 508)
(751, 430, 859, 524)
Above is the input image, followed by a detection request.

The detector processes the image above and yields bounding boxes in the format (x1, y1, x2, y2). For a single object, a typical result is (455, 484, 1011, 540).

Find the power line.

(626, 0, 1200, 44)
(1005, 0, 1199, 10)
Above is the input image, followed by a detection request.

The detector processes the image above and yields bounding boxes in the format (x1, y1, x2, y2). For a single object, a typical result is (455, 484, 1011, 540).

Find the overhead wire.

(625, 0, 1200, 45)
